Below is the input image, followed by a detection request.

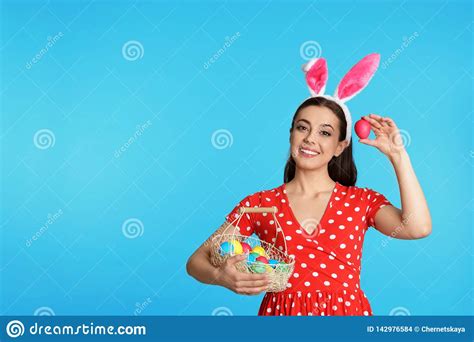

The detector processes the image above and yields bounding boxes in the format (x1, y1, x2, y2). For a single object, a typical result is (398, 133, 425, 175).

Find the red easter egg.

(256, 256, 269, 264)
(241, 242, 252, 253)
(354, 118, 371, 139)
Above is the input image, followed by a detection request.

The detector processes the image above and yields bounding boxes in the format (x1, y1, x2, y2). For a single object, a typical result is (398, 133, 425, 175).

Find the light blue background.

(1, 0, 472, 316)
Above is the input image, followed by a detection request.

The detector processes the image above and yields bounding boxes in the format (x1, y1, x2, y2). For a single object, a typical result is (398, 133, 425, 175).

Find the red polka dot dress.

(225, 181, 392, 316)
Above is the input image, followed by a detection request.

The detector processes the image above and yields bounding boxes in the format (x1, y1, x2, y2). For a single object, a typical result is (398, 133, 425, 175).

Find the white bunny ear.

(334, 53, 380, 103)
(302, 58, 328, 96)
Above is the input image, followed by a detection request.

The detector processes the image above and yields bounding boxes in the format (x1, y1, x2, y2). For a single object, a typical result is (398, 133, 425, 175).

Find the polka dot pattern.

(259, 288, 372, 316)
(225, 182, 391, 316)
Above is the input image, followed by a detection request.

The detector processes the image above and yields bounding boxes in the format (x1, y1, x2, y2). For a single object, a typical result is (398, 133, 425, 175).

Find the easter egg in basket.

(240, 242, 252, 253)
(219, 240, 243, 256)
(251, 245, 266, 257)
(276, 262, 290, 272)
(268, 259, 279, 268)
(250, 261, 267, 274)
(214, 205, 296, 292)
(246, 252, 260, 265)
(230, 240, 243, 254)
(219, 241, 233, 256)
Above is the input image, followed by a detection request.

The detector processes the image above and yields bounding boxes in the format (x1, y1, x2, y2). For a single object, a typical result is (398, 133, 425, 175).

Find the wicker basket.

(210, 206, 295, 292)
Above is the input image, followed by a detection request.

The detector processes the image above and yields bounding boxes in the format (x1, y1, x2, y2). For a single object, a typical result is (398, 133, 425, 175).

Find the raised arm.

(359, 114, 432, 240)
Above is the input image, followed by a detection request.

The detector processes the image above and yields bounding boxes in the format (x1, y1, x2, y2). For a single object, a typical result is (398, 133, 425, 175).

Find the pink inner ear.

(306, 58, 328, 95)
(337, 53, 380, 101)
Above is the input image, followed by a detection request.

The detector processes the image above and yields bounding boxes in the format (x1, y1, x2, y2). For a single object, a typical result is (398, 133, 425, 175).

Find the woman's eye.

(320, 131, 331, 136)
(296, 125, 308, 131)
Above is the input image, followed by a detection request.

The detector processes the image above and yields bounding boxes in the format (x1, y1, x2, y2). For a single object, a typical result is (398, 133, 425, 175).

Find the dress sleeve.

(225, 191, 261, 237)
(365, 188, 393, 228)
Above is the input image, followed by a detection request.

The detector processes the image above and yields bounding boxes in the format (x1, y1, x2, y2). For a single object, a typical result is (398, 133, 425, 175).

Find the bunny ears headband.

(301, 53, 381, 146)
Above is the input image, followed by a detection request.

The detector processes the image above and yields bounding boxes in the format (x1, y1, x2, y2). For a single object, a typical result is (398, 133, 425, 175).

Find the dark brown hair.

(283, 97, 357, 186)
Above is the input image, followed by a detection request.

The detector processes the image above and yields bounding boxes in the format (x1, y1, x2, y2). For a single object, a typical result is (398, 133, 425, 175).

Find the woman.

(186, 54, 432, 316)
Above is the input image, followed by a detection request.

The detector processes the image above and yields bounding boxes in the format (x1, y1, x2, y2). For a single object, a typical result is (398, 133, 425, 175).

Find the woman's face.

(290, 105, 348, 171)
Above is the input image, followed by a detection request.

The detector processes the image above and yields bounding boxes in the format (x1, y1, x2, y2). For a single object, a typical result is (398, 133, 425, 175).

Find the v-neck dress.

(224, 182, 393, 316)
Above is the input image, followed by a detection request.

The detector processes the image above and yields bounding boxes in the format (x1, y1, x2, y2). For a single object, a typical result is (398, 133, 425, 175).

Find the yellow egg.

(230, 240, 243, 254)
(265, 265, 274, 273)
(251, 246, 266, 257)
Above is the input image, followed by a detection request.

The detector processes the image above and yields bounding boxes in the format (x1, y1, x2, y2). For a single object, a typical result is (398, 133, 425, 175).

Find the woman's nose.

(303, 132, 316, 144)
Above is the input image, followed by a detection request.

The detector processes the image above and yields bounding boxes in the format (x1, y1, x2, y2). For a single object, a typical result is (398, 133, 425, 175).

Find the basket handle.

(229, 206, 289, 256)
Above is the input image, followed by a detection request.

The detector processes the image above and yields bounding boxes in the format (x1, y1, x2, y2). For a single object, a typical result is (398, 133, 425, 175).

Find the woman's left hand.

(358, 113, 406, 159)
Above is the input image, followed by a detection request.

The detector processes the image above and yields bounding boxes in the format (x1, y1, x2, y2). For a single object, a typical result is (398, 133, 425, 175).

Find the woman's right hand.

(216, 254, 271, 295)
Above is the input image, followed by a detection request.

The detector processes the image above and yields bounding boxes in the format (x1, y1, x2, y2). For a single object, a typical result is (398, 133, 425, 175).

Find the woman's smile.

(298, 146, 321, 158)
